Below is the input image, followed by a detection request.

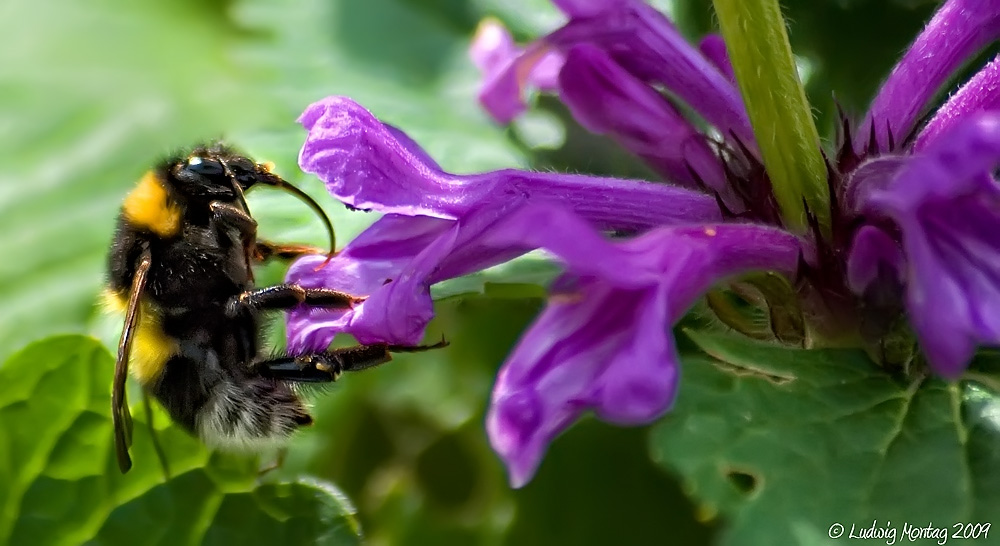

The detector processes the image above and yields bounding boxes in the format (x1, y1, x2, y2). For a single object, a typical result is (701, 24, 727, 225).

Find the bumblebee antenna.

(217, 157, 252, 218)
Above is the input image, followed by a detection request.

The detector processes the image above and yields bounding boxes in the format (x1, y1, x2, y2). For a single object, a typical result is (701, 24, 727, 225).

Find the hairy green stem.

(712, 0, 830, 235)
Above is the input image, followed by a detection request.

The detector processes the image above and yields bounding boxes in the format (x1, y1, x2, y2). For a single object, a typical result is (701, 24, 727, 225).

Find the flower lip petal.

(299, 96, 723, 230)
(285, 214, 453, 352)
(298, 96, 468, 219)
(591, 283, 678, 424)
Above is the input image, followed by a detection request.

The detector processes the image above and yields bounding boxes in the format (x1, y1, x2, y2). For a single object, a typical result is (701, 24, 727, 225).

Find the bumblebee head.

(168, 145, 277, 205)
(164, 144, 337, 256)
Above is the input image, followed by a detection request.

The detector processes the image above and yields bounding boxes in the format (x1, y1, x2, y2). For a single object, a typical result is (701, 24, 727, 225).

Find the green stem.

(712, 0, 830, 235)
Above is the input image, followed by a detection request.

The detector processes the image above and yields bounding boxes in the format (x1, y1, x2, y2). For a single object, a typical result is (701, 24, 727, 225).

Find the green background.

(6, 0, 993, 545)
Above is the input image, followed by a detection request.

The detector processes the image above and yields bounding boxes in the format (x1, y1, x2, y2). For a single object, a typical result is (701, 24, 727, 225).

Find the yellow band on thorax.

(123, 171, 182, 237)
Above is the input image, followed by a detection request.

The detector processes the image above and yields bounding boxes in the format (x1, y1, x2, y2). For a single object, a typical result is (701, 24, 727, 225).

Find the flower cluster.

(287, 0, 1000, 486)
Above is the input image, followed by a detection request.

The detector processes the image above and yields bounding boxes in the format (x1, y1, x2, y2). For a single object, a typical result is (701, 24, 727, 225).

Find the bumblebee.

(104, 143, 445, 473)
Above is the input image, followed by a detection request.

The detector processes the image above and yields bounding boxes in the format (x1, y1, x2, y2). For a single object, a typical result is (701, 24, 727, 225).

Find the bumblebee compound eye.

(170, 155, 245, 202)
(184, 156, 226, 177)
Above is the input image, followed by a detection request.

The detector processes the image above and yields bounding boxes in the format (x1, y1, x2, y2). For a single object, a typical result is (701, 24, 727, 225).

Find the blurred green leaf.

(0, 335, 360, 545)
(653, 331, 1000, 545)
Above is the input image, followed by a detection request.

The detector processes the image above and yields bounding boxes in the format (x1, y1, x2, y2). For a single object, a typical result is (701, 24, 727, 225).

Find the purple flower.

(841, 0, 1000, 377)
(472, 0, 752, 145)
(288, 0, 1000, 486)
(849, 114, 1000, 378)
(289, 97, 722, 350)
(470, 19, 564, 125)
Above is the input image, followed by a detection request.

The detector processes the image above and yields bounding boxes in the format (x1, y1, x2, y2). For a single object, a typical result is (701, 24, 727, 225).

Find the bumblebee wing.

(113, 249, 152, 474)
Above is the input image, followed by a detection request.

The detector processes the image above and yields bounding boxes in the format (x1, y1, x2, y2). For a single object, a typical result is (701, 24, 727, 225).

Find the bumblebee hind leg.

(194, 341, 448, 451)
(253, 339, 450, 383)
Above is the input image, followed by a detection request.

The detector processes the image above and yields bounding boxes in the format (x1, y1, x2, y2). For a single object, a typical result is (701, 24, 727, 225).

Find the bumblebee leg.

(254, 338, 449, 382)
(143, 391, 171, 481)
(113, 249, 152, 474)
(226, 284, 364, 317)
(252, 241, 325, 263)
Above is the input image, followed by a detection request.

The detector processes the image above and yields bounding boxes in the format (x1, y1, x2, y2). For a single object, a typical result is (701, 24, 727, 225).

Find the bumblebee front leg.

(209, 201, 257, 239)
(254, 340, 450, 382)
(210, 202, 258, 278)
(210, 202, 331, 267)
(226, 284, 365, 317)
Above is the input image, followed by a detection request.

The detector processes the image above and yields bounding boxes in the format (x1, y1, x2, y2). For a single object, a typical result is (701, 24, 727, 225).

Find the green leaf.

(652, 331, 1000, 545)
(0, 335, 361, 546)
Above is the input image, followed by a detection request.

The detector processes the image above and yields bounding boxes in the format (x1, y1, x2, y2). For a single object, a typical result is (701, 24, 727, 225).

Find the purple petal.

(287, 201, 538, 349)
(861, 0, 1000, 152)
(484, 206, 802, 486)
(859, 113, 1000, 377)
(470, 18, 517, 76)
(916, 55, 1000, 151)
(698, 34, 735, 83)
(558, 44, 727, 190)
(842, 156, 909, 214)
(489, 279, 675, 487)
(298, 96, 722, 231)
(349, 199, 531, 345)
(551, 0, 627, 18)
(470, 19, 564, 124)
